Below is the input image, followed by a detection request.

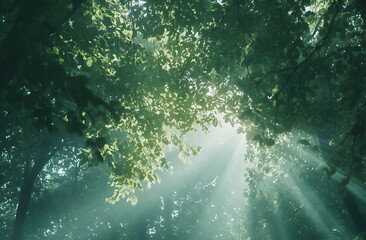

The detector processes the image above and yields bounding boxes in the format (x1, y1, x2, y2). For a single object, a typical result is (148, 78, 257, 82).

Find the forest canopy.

(1, 0, 365, 239)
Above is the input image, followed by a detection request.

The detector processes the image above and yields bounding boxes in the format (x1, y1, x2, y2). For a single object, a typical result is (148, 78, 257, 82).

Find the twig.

(202, 1, 236, 38)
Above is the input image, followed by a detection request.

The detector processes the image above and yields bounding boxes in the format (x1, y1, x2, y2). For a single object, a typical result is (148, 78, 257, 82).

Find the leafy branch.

(255, 1, 340, 96)
(272, 1, 340, 101)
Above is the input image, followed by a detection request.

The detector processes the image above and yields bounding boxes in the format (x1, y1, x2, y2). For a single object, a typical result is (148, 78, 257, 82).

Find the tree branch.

(202, 1, 236, 38)
(272, 1, 340, 101)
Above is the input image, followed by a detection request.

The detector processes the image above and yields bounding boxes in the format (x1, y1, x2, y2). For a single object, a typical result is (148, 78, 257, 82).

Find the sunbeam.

(242, 132, 362, 240)
(183, 121, 247, 239)
(143, 120, 249, 239)
(34, 126, 363, 240)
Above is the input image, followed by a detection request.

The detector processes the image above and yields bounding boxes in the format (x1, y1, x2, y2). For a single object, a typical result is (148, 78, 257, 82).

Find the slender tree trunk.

(344, 190, 366, 233)
(12, 168, 39, 240)
(12, 141, 52, 240)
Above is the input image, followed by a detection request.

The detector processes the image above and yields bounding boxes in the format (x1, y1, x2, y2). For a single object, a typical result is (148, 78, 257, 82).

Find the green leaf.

(127, 195, 138, 205)
(86, 57, 93, 67)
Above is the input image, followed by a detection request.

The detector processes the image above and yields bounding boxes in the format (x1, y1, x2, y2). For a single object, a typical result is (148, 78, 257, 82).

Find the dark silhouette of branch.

(202, 1, 236, 38)
(272, 0, 341, 101)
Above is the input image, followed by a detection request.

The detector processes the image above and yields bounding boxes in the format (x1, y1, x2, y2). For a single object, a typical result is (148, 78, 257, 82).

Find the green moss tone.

(1, 0, 365, 239)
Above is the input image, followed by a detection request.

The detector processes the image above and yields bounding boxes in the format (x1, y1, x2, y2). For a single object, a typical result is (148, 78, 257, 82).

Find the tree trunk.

(344, 190, 366, 233)
(12, 141, 53, 240)
(12, 168, 39, 240)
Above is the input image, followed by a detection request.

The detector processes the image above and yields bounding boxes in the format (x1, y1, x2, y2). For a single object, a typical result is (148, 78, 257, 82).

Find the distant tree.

(243, 132, 359, 239)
